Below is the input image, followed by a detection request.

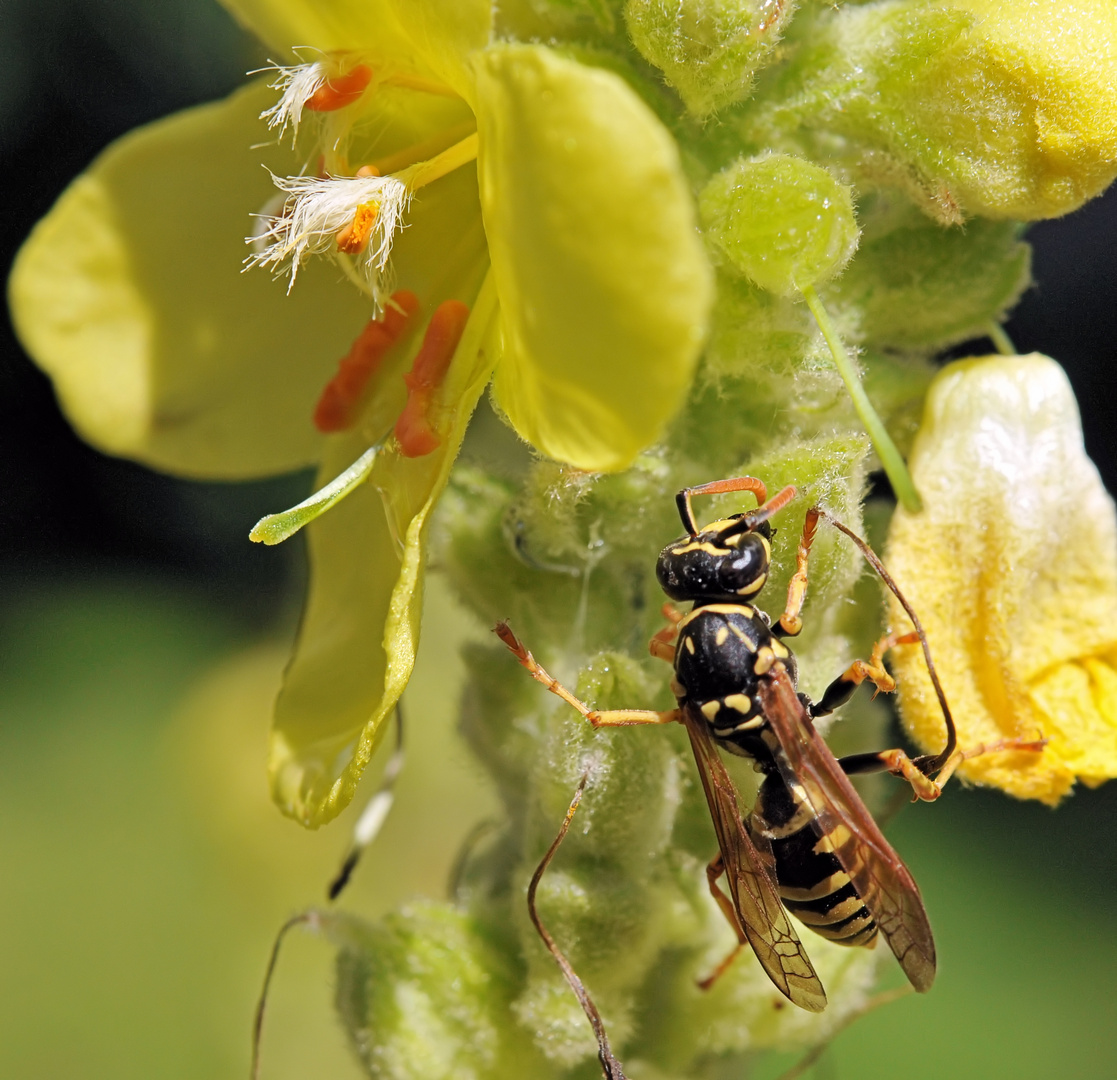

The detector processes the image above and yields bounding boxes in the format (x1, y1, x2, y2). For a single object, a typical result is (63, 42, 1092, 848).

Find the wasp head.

(656, 515, 772, 603)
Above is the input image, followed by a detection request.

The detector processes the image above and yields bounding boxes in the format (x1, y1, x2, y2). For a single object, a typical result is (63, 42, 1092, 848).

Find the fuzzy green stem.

(802, 285, 922, 513)
(986, 321, 1017, 357)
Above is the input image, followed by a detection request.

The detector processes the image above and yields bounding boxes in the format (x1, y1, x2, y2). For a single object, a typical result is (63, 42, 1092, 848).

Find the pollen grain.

(336, 202, 379, 255)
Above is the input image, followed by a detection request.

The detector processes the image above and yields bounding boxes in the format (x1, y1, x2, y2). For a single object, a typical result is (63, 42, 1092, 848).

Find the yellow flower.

(8, 0, 713, 826)
(886, 354, 1117, 804)
(947, 0, 1117, 219)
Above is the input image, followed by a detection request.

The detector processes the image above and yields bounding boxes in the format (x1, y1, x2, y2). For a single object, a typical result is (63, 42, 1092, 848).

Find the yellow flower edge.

(7, 82, 376, 479)
(886, 353, 1117, 804)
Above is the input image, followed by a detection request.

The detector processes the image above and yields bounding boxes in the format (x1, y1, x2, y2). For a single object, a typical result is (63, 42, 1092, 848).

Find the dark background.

(1, 2, 1115, 1078)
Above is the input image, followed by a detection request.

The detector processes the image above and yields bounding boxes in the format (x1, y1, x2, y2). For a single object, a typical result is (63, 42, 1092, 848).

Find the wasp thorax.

(656, 517, 771, 603)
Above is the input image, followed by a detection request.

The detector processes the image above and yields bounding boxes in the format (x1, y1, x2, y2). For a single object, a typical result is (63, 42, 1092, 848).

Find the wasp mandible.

(497, 475, 1043, 1012)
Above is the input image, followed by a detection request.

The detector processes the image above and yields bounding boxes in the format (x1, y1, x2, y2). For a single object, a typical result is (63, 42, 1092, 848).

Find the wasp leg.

(806, 631, 922, 718)
(661, 602, 686, 625)
(697, 851, 746, 991)
(778, 507, 821, 637)
(929, 736, 1048, 790)
(837, 736, 1047, 802)
(835, 748, 942, 801)
(649, 603, 684, 663)
(495, 622, 680, 728)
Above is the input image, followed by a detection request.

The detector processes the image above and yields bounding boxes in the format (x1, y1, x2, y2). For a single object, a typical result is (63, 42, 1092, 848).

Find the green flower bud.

(625, 0, 798, 115)
(824, 202, 1032, 350)
(699, 154, 859, 296)
(328, 904, 537, 1080)
(742, 0, 1117, 222)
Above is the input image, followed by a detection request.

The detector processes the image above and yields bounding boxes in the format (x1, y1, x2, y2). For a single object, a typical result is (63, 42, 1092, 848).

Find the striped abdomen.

(750, 769, 878, 948)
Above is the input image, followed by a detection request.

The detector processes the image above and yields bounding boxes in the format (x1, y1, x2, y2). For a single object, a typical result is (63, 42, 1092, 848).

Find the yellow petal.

(8, 81, 369, 479)
(10, 79, 486, 481)
(475, 44, 713, 473)
(220, 0, 489, 97)
(269, 273, 500, 827)
(383, 0, 491, 100)
(886, 354, 1117, 804)
(217, 0, 412, 60)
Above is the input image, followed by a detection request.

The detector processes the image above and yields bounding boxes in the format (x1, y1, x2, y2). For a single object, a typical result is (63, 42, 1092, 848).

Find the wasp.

(496, 475, 1043, 1012)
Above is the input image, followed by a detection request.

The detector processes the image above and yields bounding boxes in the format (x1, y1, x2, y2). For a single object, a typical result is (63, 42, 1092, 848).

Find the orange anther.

(335, 202, 379, 255)
(305, 64, 373, 112)
(355, 164, 381, 178)
(394, 299, 470, 457)
(313, 290, 420, 434)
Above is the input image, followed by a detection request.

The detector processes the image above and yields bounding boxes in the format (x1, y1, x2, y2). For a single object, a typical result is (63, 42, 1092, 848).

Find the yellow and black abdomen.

(751, 770, 878, 948)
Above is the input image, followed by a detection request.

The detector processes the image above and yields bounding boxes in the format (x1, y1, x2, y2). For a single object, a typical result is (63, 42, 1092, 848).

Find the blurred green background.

(1, 2, 1116, 1078)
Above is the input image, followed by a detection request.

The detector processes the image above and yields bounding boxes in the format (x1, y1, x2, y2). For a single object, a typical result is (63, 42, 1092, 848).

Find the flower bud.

(699, 154, 859, 296)
(946, 0, 1117, 219)
(741, 0, 1117, 222)
(824, 204, 1031, 350)
(329, 904, 522, 1079)
(625, 0, 798, 115)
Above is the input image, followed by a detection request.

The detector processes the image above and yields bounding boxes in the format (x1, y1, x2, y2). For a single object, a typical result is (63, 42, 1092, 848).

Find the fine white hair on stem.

(257, 60, 326, 142)
(246, 172, 411, 309)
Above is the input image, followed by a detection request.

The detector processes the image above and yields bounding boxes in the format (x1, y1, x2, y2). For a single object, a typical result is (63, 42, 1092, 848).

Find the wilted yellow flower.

(886, 354, 1117, 804)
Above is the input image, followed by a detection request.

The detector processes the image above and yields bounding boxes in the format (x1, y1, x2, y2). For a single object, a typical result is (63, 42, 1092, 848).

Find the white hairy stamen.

(258, 60, 327, 142)
(246, 173, 412, 308)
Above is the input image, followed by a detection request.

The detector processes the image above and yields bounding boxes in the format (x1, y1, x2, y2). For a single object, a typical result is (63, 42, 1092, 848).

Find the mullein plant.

(10, 0, 1117, 1075)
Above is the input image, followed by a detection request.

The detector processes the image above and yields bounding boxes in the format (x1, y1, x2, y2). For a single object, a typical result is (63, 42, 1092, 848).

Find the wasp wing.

(681, 705, 827, 1012)
(757, 666, 936, 992)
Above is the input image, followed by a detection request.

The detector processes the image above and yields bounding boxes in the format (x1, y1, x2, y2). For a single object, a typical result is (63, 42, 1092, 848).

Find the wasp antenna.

(745, 484, 798, 530)
(813, 508, 957, 770)
(676, 476, 769, 535)
(528, 771, 629, 1080)
(251, 911, 318, 1080)
(327, 702, 406, 900)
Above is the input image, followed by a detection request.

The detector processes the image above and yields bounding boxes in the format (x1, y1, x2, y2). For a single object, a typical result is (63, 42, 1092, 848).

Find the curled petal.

(886, 354, 1117, 804)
